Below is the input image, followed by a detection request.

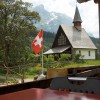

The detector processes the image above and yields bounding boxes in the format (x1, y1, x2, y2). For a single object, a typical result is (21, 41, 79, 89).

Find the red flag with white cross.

(31, 29, 43, 54)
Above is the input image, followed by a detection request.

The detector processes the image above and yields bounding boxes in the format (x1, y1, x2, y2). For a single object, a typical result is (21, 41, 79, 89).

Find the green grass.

(24, 60, 100, 78)
(16, 60, 100, 78)
(64, 60, 100, 68)
(25, 75, 34, 78)
(85, 60, 100, 65)
(0, 60, 100, 79)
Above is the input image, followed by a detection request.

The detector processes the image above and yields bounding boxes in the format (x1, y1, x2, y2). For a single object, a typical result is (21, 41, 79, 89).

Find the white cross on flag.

(31, 29, 43, 54)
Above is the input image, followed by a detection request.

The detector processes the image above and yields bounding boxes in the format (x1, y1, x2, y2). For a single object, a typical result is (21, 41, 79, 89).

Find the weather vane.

(77, 0, 100, 39)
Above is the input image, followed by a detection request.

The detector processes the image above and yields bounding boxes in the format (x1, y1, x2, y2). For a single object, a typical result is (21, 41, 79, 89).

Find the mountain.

(33, 5, 72, 33)
(33, 5, 96, 38)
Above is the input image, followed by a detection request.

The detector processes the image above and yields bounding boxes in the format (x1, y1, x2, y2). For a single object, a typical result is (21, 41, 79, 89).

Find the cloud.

(23, 0, 99, 38)
(77, 1, 99, 37)
(23, 0, 75, 17)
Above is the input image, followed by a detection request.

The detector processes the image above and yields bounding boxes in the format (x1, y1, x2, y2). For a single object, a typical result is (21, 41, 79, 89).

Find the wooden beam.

(77, 0, 90, 3)
(77, 0, 100, 4)
(99, 3, 100, 40)
(94, 0, 100, 3)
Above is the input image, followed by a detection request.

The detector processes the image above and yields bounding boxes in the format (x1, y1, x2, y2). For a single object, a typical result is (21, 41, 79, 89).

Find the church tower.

(73, 6, 82, 30)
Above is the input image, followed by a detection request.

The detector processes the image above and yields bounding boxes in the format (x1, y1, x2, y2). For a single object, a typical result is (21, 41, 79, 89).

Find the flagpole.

(38, 29, 45, 80)
(41, 28, 44, 75)
(41, 49, 44, 75)
(32, 29, 45, 80)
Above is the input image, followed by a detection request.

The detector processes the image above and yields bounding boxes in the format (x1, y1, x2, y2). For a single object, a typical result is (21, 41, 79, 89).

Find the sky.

(23, 0, 99, 38)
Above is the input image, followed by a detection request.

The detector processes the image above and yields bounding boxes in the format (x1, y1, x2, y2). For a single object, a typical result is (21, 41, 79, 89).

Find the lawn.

(0, 60, 100, 81)
(64, 60, 100, 68)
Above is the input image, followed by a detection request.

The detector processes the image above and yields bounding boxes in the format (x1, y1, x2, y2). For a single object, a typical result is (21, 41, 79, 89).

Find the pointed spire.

(73, 6, 82, 31)
(73, 6, 82, 23)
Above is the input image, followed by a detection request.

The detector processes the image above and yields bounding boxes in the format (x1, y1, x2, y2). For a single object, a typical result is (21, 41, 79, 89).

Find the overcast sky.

(23, 0, 99, 38)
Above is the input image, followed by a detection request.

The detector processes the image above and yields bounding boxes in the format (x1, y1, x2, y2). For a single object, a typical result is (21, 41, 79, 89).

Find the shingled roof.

(61, 24, 97, 49)
(43, 46, 71, 54)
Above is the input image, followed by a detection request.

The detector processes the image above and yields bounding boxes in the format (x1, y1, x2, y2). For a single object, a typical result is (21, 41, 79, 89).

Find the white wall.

(76, 49, 96, 59)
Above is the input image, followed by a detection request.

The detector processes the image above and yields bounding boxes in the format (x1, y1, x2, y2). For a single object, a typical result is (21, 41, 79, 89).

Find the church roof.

(43, 46, 70, 54)
(73, 6, 82, 23)
(60, 24, 97, 49)
(44, 6, 97, 55)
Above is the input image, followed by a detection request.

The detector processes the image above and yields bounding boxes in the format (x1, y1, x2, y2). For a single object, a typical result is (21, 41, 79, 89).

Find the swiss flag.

(31, 29, 43, 54)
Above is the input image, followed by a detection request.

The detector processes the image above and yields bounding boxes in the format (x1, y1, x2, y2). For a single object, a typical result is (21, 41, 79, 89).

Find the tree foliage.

(59, 54, 71, 61)
(0, 0, 40, 66)
(73, 54, 85, 63)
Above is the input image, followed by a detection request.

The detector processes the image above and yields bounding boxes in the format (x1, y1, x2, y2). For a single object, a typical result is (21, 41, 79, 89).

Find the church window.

(88, 51, 90, 56)
(58, 33, 66, 46)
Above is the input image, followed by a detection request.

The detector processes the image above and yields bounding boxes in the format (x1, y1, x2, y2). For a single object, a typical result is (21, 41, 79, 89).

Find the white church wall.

(76, 49, 96, 59)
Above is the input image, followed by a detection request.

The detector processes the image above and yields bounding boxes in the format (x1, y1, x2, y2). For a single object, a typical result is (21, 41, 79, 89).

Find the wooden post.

(21, 68, 24, 83)
(98, 3, 100, 57)
(6, 67, 9, 85)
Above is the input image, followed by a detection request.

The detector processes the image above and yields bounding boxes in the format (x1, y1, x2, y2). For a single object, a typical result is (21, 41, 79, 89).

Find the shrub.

(73, 54, 85, 63)
(47, 55, 54, 62)
(27, 54, 40, 63)
(25, 67, 41, 76)
(59, 54, 71, 61)
(43, 55, 48, 63)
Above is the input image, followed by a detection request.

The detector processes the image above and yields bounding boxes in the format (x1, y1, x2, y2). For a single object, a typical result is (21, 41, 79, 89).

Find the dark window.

(58, 33, 66, 46)
(79, 50, 81, 54)
(89, 51, 90, 56)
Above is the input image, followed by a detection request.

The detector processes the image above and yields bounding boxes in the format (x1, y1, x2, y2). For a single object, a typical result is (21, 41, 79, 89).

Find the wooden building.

(44, 7, 97, 59)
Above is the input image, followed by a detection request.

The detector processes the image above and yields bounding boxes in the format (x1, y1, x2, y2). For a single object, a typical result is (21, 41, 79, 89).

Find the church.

(44, 7, 97, 60)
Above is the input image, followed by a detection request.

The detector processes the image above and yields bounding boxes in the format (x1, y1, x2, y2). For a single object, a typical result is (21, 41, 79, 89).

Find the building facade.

(44, 7, 97, 60)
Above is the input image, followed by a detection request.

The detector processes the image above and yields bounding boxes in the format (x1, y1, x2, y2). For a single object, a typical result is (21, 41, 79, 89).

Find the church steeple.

(73, 6, 82, 30)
